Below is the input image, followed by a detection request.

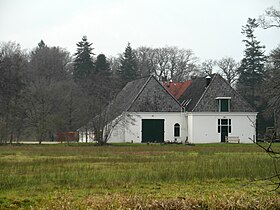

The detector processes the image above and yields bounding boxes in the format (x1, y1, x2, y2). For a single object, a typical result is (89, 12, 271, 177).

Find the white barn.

(80, 74, 257, 144)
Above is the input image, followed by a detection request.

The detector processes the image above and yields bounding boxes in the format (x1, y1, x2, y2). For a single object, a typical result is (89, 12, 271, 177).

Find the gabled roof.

(79, 77, 150, 131)
(105, 75, 182, 122)
(163, 81, 192, 100)
(105, 76, 149, 121)
(178, 74, 216, 111)
(177, 74, 255, 112)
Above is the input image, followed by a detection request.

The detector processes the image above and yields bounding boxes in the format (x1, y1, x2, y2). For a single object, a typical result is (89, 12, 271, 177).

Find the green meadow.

(0, 143, 279, 209)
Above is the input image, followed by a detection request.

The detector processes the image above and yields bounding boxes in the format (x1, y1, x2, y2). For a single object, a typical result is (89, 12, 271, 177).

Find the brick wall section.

(193, 75, 255, 112)
(129, 77, 182, 112)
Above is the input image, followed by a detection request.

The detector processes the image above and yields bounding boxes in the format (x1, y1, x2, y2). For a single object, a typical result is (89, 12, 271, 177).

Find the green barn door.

(142, 119, 164, 143)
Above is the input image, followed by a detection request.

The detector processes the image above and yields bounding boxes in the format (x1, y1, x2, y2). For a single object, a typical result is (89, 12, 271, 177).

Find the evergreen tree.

(118, 43, 138, 82)
(95, 54, 111, 75)
(73, 36, 95, 81)
(38, 40, 46, 48)
(270, 47, 280, 70)
(237, 18, 266, 109)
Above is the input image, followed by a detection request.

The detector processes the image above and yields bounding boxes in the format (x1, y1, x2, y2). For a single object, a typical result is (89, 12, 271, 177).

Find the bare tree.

(78, 72, 123, 144)
(172, 48, 199, 82)
(24, 80, 64, 143)
(134, 46, 199, 82)
(263, 47, 280, 131)
(247, 115, 280, 191)
(0, 42, 27, 144)
(24, 42, 72, 143)
(134, 46, 155, 77)
(259, 4, 280, 29)
(152, 47, 170, 79)
(200, 59, 215, 76)
(91, 110, 134, 145)
(216, 57, 240, 86)
(252, 137, 280, 191)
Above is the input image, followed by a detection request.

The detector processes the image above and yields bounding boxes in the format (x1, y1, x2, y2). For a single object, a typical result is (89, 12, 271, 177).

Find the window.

(218, 119, 231, 133)
(220, 100, 229, 111)
(216, 97, 231, 112)
(174, 123, 180, 137)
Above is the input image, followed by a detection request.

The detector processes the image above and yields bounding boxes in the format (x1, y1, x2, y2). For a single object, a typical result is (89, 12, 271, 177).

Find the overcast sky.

(0, 0, 279, 61)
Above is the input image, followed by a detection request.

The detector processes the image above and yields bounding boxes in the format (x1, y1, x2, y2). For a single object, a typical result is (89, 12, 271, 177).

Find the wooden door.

(142, 119, 164, 143)
(221, 126, 228, 142)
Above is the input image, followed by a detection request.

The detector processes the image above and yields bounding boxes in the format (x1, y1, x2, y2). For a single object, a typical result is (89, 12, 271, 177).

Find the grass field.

(0, 143, 279, 209)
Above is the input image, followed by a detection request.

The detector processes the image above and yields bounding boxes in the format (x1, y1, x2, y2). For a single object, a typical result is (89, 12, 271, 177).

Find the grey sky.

(0, 0, 279, 61)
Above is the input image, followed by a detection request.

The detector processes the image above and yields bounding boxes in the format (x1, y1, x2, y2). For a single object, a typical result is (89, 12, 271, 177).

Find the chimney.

(191, 75, 197, 80)
(206, 75, 211, 87)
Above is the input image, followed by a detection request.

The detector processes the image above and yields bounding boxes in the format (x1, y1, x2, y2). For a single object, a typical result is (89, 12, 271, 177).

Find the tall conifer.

(95, 54, 111, 75)
(237, 18, 266, 108)
(73, 36, 95, 81)
(118, 43, 138, 82)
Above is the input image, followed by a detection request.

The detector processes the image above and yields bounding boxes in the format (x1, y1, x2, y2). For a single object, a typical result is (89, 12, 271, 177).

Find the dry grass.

(31, 192, 280, 210)
(0, 143, 279, 209)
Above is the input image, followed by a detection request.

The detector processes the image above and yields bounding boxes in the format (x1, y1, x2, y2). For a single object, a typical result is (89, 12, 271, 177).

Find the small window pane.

(218, 126, 221, 133)
(220, 99, 229, 112)
(229, 126, 231, 133)
(221, 119, 228, 125)
(229, 119, 231, 125)
(218, 119, 221, 125)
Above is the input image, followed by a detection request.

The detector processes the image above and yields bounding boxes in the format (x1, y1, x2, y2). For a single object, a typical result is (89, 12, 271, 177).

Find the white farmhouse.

(80, 74, 257, 144)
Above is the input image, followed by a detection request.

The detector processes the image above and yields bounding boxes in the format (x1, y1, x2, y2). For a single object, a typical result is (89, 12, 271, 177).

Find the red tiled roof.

(164, 80, 192, 100)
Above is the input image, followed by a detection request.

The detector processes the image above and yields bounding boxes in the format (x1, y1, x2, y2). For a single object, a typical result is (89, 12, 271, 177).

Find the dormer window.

(216, 97, 231, 112)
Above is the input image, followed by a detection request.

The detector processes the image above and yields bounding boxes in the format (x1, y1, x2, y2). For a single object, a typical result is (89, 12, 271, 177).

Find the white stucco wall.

(108, 112, 186, 143)
(79, 131, 95, 143)
(92, 111, 257, 144)
(187, 112, 257, 144)
(107, 114, 126, 143)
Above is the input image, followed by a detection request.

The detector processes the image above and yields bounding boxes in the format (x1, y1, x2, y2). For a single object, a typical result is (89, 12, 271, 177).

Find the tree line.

(0, 4, 279, 144)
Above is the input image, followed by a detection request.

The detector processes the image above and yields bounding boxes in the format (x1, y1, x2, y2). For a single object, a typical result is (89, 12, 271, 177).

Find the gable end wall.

(194, 75, 254, 112)
(128, 77, 181, 112)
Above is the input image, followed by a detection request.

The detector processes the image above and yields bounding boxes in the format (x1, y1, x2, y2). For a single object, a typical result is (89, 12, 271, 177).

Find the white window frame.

(216, 97, 231, 112)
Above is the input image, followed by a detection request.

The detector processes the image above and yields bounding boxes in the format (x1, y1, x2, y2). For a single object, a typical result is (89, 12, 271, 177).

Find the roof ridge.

(192, 74, 217, 111)
(126, 75, 153, 111)
(154, 76, 182, 108)
(219, 75, 256, 112)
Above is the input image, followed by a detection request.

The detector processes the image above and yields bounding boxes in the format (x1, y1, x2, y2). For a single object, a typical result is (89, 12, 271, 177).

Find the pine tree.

(237, 18, 266, 108)
(73, 36, 95, 81)
(95, 54, 111, 75)
(118, 43, 138, 82)
(38, 40, 46, 49)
